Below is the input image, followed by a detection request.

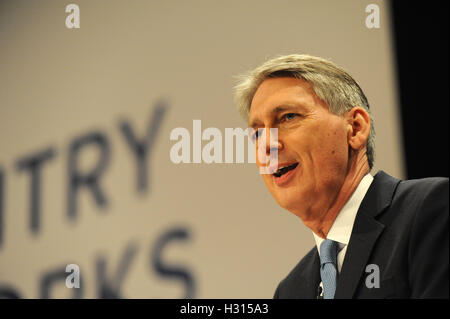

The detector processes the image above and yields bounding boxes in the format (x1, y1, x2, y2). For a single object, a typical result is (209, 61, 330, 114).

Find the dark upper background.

(390, 1, 449, 179)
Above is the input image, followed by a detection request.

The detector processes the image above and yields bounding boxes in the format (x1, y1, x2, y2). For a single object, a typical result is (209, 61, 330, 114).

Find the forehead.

(249, 77, 320, 125)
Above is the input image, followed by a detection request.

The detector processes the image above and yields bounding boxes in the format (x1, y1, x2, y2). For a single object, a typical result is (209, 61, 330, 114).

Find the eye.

(251, 128, 261, 141)
(281, 113, 298, 121)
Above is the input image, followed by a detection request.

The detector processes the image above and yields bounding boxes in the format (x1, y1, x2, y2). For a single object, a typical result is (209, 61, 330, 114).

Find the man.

(234, 54, 449, 298)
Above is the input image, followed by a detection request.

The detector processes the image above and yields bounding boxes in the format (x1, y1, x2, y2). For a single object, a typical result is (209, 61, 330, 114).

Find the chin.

(273, 191, 301, 212)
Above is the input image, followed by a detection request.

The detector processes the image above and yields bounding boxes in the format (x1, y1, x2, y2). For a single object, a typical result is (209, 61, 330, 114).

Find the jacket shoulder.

(394, 175, 449, 207)
(396, 176, 449, 297)
(398, 175, 448, 192)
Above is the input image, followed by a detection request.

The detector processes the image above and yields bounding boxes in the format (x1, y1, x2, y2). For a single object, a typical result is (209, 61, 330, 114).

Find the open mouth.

(273, 163, 299, 178)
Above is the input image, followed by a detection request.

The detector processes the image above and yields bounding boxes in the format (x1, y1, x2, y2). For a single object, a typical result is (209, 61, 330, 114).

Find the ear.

(345, 107, 371, 151)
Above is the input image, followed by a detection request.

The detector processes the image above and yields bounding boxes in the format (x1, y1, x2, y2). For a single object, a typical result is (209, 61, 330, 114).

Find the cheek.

(327, 131, 347, 157)
(311, 124, 349, 169)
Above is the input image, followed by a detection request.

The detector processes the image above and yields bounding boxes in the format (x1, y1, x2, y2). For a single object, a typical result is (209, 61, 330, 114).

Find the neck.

(305, 151, 370, 239)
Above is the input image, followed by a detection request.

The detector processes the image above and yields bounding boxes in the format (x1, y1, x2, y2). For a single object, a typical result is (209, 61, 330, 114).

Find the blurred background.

(0, 0, 448, 298)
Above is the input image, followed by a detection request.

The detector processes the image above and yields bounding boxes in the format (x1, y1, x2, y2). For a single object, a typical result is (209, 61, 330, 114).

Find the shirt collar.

(313, 173, 374, 252)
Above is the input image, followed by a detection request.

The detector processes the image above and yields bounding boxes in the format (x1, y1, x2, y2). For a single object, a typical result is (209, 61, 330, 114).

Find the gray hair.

(234, 54, 375, 169)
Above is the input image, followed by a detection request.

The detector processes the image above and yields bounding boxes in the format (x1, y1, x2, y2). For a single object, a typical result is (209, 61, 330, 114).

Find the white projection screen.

(0, 0, 405, 298)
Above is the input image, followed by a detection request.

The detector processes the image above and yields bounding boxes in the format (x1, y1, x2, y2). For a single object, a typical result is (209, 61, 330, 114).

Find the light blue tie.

(320, 239, 339, 299)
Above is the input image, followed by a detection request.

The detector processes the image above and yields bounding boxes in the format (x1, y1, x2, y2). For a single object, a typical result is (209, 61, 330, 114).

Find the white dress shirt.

(313, 173, 373, 297)
(313, 173, 374, 289)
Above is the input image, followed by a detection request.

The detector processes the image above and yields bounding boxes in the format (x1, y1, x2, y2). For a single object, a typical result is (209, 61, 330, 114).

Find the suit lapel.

(302, 250, 321, 298)
(334, 171, 400, 299)
(334, 210, 385, 298)
(287, 248, 321, 298)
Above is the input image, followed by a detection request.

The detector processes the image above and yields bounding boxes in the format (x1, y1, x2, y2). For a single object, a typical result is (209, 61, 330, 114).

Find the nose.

(255, 127, 280, 174)
(255, 127, 281, 164)
(263, 127, 281, 155)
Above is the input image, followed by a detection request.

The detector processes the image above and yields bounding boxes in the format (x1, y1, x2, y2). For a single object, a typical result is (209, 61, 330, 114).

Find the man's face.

(249, 77, 350, 219)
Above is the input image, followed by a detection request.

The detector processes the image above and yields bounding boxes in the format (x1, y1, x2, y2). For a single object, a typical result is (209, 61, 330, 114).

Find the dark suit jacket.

(274, 171, 449, 299)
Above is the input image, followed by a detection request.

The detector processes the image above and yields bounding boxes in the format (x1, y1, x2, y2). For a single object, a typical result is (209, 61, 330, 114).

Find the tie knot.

(320, 239, 339, 266)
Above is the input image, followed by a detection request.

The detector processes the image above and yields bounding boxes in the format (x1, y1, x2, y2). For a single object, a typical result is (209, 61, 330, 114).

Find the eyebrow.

(249, 104, 303, 128)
